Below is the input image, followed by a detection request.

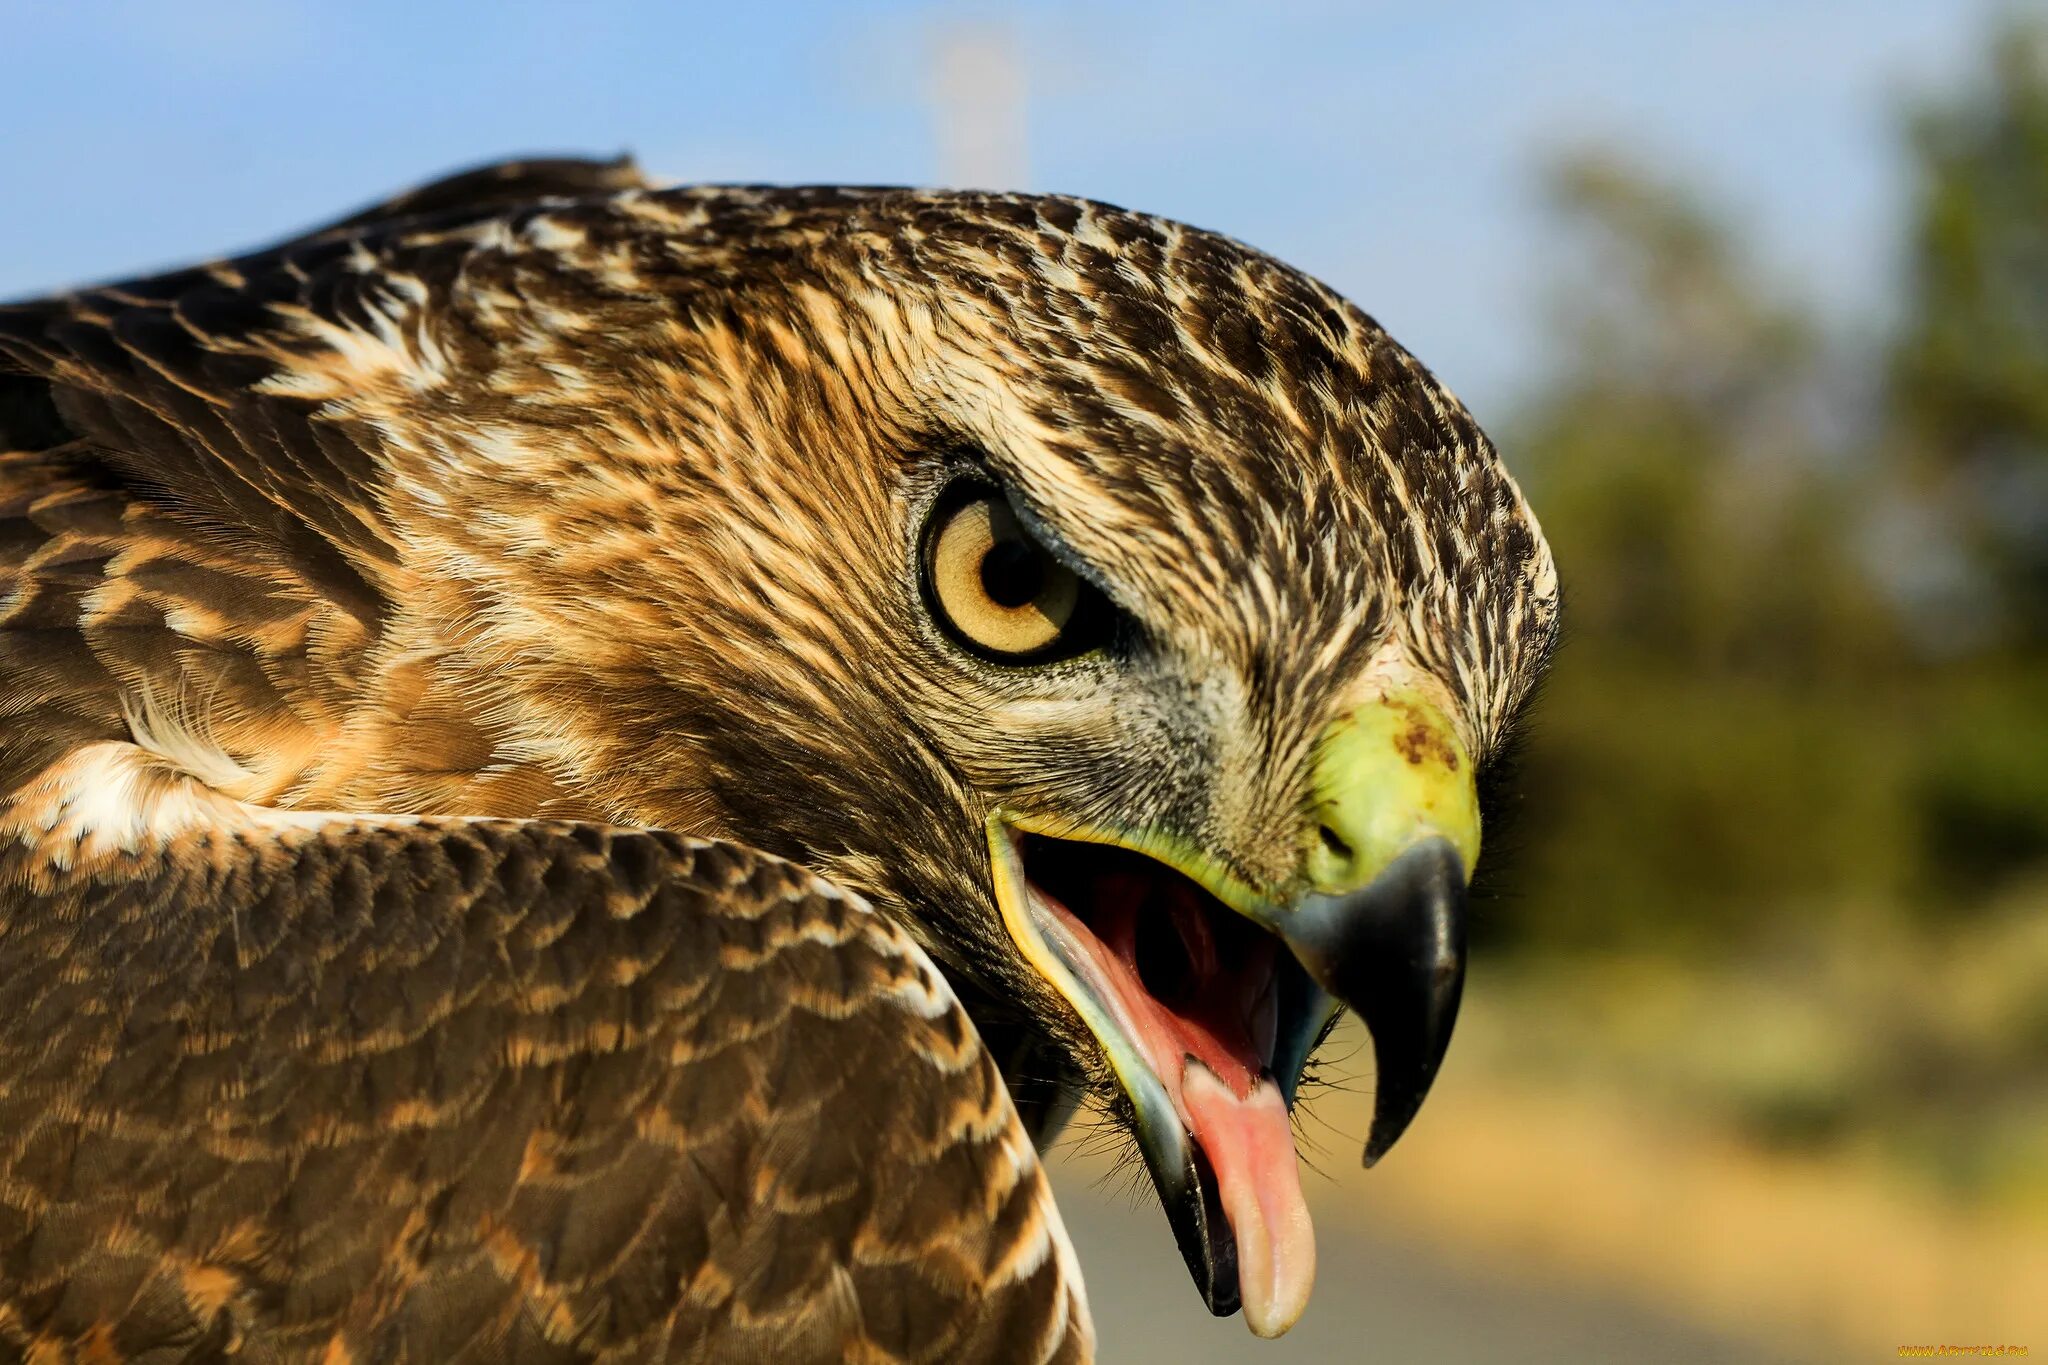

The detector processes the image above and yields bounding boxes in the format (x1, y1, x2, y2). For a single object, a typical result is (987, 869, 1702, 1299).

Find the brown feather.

(0, 789, 1089, 1363)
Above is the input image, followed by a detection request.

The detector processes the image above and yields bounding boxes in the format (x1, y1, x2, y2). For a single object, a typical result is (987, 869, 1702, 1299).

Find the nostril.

(1318, 824, 1353, 863)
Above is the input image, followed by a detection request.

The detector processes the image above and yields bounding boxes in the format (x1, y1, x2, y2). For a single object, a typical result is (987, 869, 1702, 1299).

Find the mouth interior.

(1019, 833, 1281, 1099)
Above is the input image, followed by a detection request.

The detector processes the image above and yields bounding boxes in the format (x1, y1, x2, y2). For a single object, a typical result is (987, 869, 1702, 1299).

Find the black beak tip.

(1286, 836, 1469, 1169)
(1162, 1140, 1240, 1317)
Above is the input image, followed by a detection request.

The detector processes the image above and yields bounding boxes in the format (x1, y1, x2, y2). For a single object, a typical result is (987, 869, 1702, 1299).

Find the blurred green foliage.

(1498, 17, 2048, 946)
(1893, 23, 2048, 644)
(1483, 20, 2048, 1204)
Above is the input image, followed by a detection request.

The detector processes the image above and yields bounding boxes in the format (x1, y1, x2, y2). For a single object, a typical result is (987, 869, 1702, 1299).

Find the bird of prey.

(0, 156, 1558, 1360)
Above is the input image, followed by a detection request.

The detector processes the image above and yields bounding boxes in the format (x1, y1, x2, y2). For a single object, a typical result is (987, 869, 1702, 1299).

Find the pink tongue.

(1182, 1061, 1316, 1337)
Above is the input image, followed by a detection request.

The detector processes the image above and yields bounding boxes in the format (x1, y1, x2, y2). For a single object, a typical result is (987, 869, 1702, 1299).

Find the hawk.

(0, 157, 1558, 1360)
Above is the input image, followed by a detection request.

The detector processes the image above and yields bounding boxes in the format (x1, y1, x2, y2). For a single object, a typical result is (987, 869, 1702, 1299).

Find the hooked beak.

(1288, 835, 1467, 1165)
(987, 684, 1479, 1338)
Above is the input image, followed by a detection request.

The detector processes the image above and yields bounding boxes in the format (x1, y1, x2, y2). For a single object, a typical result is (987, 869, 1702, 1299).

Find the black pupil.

(980, 537, 1046, 609)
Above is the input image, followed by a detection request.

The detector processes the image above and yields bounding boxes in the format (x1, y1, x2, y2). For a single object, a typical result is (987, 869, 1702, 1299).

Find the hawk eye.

(924, 489, 1106, 663)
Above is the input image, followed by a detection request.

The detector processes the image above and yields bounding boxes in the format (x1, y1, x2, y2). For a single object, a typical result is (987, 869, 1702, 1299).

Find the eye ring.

(922, 485, 1105, 664)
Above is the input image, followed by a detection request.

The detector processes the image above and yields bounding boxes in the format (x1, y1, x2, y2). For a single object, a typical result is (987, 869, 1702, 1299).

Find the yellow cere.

(1305, 687, 1482, 892)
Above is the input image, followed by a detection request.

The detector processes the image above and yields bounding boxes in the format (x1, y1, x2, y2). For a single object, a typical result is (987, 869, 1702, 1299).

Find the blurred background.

(6, 1, 2044, 1358)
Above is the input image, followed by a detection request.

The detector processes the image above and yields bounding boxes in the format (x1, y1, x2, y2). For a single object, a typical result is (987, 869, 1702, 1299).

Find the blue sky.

(0, 0, 2020, 419)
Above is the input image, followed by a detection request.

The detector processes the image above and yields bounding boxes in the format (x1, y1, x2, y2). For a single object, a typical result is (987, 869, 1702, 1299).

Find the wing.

(0, 155, 674, 815)
(0, 796, 1093, 1363)
(0, 152, 658, 594)
(0, 195, 411, 813)
(301, 154, 656, 239)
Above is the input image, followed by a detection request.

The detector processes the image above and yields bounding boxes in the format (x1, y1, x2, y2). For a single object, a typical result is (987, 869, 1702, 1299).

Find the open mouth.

(1016, 833, 1310, 1107)
(989, 816, 1333, 1337)
(981, 687, 1478, 1339)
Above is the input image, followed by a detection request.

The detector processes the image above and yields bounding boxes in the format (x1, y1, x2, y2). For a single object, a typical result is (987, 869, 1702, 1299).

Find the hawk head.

(310, 183, 1559, 1337)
